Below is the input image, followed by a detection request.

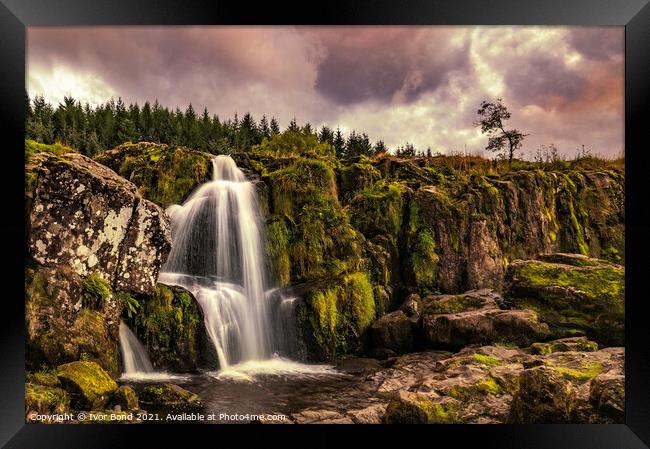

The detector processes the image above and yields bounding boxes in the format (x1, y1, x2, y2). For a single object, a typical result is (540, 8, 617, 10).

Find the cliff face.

(92, 143, 624, 360)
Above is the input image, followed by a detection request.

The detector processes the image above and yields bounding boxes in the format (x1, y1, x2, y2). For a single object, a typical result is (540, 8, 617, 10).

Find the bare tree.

(476, 99, 529, 163)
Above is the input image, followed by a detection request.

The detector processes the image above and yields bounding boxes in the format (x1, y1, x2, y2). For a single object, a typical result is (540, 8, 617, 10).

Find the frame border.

(1, 1, 649, 447)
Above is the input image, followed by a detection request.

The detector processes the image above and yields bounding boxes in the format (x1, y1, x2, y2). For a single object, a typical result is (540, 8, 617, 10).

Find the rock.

(508, 348, 624, 424)
(94, 142, 212, 208)
(294, 272, 376, 360)
(421, 289, 501, 314)
(530, 337, 599, 355)
(383, 391, 458, 424)
(139, 384, 200, 406)
(25, 383, 70, 416)
(290, 409, 350, 424)
(26, 266, 121, 376)
(124, 283, 215, 371)
(507, 366, 576, 423)
(56, 361, 118, 410)
(111, 386, 139, 411)
(348, 404, 387, 424)
(504, 256, 624, 346)
(367, 310, 414, 354)
(399, 293, 421, 317)
(422, 307, 550, 349)
(589, 373, 624, 422)
(26, 151, 171, 295)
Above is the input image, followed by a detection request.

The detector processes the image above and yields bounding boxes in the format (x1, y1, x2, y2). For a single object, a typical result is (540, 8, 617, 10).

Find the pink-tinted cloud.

(26, 26, 624, 157)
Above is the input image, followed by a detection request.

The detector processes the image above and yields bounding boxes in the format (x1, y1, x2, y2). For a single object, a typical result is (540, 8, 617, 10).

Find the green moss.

(412, 230, 439, 288)
(266, 217, 291, 287)
(94, 142, 211, 208)
(384, 393, 460, 424)
(139, 383, 199, 405)
(26, 371, 61, 387)
(548, 361, 603, 383)
(349, 180, 405, 241)
(472, 354, 503, 366)
(449, 376, 502, 400)
(56, 361, 117, 410)
(126, 284, 202, 370)
(426, 294, 485, 314)
(25, 139, 76, 157)
(304, 271, 375, 358)
(25, 383, 70, 415)
(82, 272, 112, 310)
(515, 262, 624, 305)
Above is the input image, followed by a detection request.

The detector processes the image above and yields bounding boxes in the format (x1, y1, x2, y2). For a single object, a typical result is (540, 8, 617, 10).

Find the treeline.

(25, 93, 434, 158)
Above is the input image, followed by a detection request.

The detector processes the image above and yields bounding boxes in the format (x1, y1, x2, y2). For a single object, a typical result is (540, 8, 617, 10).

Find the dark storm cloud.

(568, 28, 623, 60)
(310, 28, 470, 105)
(27, 26, 624, 157)
(504, 54, 587, 107)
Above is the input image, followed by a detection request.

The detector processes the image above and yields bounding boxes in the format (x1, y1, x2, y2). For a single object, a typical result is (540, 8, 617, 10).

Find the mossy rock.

(25, 383, 70, 416)
(139, 383, 200, 405)
(125, 284, 214, 371)
(26, 371, 61, 388)
(504, 256, 624, 346)
(94, 142, 212, 208)
(56, 361, 118, 410)
(25, 266, 120, 377)
(530, 337, 599, 355)
(296, 271, 376, 360)
(383, 391, 459, 424)
(111, 386, 139, 411)
(507, 365, 576, 423)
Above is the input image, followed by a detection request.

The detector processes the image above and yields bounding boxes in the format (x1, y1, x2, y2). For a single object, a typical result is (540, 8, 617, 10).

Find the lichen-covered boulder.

(25, 266, 121, 376)
(26, 151, 171, 295)
(138, 383, 200, 406)
(25, 383, 70, 417)
(504, 255, 624, 346)
(56, 361, 118, 410)
(367, 310, 414, 355)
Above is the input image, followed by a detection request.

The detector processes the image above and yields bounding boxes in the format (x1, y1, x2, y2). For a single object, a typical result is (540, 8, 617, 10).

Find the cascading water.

(159, 155, 286, 371)
(119, 321, 154, 375)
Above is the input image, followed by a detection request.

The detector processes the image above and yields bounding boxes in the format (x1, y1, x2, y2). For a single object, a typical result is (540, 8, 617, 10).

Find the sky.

(27, 26, 624, 158)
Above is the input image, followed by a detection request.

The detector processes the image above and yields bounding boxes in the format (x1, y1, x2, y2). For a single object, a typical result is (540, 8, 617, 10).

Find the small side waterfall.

(119, 321, 154, 374)
(159, 156, 277, 370)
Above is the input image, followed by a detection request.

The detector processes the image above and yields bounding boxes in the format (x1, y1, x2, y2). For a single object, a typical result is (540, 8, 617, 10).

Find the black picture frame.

(1, 1, 649, 447)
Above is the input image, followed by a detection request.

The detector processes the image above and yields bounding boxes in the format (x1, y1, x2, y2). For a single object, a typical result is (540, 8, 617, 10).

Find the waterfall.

(119, 321, 154, 374)
(159, 155, 276, 370)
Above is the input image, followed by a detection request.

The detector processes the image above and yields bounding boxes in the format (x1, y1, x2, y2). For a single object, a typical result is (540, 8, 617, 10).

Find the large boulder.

(56, 361, 118, 410)
(25, 266, 121, 376)
(383, 391, 459, 424)
(26, 151, 171, 295)
(420, 290, 549, 348)
(504, 254, 624, 346)
(367, 310, 414, 354)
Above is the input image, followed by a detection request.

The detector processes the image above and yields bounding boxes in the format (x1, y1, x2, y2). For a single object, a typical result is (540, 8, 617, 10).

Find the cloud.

(26, 26, 624, 158)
